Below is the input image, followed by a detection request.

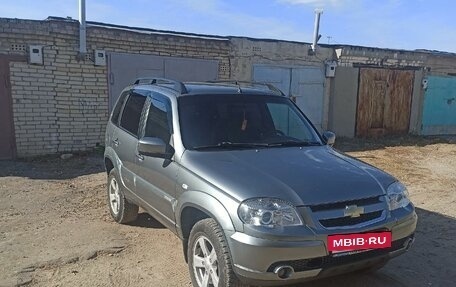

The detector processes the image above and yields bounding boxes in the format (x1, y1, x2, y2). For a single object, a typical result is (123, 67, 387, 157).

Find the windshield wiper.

(193, 141, 270, 150)
(268, 140, 321, 147)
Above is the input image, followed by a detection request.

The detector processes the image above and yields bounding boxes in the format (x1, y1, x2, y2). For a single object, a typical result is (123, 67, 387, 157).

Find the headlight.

(387, 181, 410, 210)
(238, 198, 303, 228)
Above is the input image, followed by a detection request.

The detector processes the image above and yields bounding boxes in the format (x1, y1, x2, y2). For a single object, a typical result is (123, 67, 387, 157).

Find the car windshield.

(178, 94, 322, 150)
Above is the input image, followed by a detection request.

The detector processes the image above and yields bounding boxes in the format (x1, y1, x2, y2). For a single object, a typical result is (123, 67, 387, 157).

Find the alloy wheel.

(109, 177, 120, 215)
(193, 235, 220, 287)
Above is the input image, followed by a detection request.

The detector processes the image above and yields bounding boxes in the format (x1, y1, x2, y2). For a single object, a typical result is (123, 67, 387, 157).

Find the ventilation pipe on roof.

(310, 9, 323, 55)
(78, 0, 87, 58)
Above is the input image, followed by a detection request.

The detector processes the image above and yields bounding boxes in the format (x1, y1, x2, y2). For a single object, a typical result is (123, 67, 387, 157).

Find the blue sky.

(2, 0, 455, 53)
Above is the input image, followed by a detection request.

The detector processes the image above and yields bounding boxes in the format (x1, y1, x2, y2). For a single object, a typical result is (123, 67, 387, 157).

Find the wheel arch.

(176, 191, 237, 262)
(104, 156, 114, 174)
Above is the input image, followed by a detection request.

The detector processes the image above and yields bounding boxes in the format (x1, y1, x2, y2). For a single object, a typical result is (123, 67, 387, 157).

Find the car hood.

(180, 146, 396, 206)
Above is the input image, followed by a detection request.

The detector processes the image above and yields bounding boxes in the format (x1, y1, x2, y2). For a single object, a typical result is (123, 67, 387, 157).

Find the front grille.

(266, 235, 413, 273)
(319, 211, 383, 228)
(309, 196, 381, 212)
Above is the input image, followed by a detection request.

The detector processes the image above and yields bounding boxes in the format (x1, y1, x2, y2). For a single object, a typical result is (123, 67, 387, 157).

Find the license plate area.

(327, 232, 392, 253)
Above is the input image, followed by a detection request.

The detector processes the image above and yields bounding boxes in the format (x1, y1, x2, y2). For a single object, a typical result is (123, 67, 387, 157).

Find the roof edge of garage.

(86, 20, 230, 41)
(39, 16, 229, 41)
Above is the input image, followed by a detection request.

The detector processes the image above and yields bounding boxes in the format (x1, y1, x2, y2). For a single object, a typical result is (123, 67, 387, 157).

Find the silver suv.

(104, 78, 417, 287)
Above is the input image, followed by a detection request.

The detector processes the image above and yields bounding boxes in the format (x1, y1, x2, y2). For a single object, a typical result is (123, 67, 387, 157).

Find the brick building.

(1, 17, 455, 158)
(0, 17, 230, 158)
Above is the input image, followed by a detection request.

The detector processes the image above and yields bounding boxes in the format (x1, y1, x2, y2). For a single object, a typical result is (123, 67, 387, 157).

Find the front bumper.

(227, 210, 417, 286)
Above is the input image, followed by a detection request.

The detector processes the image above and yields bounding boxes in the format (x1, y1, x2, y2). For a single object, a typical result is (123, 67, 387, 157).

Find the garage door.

(253, 65, 325, 131)
(108, 53, 219, 110)
(0, 57, 15, 159)
(356, 68, 414, 137)
(421, 75, 456, 135)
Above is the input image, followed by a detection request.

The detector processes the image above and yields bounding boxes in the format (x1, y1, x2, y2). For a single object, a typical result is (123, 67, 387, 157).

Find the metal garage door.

(421, 75, 456, 135)
(108, 53, 219, 110)
(0, 57, 15, 159)
(253, 65, 325, 130)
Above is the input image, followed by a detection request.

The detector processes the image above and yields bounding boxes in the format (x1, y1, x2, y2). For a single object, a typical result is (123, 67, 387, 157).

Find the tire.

(188, 218, 247, 287)
(107, 169, 138, 224)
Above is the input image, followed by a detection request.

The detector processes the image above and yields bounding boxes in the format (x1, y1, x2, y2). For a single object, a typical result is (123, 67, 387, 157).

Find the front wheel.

(188, 218, 246, 287)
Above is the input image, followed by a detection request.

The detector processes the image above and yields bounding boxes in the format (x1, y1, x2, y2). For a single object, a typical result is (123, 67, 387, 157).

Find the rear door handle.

(112, 139, 119, 146)
(136, 154, 144, 161)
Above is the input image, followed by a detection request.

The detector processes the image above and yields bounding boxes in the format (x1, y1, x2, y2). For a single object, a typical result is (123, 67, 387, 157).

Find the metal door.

(253, 65, 291, 96)
(108, 53, 219, 110)
(0, 58, 15, 159)
(291, 68, 325, 130)
(135, 95, 178, 230)
(115, 92, 147, 192)
(421, 76, 456, 135)
(356, 68, 414, 137)
(253, 65, 325, 131)
(115, 129, 139, 193)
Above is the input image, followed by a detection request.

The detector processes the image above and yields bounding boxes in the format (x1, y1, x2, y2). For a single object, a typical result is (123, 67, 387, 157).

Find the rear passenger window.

(144, 96, 172, 144)
(111, 91, 129, 125)
(119, 92, 147, 136)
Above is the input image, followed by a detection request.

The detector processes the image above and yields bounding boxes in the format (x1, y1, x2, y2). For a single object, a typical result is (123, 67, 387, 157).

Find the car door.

(135, 92, 178, 230)
(115, 90, 147, 194)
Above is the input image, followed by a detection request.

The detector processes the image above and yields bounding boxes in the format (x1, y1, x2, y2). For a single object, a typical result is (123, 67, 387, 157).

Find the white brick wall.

(1, 18, 231, 157)
(2, 18, 454, 156)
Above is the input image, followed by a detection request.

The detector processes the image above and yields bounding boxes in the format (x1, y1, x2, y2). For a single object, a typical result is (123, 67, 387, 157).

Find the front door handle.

(136, 154, 145, 161)
(112, 138, 119, 146)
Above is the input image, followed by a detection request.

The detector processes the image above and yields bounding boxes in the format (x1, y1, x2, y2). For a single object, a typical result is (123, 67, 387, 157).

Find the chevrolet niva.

(104, 78, 417, 287)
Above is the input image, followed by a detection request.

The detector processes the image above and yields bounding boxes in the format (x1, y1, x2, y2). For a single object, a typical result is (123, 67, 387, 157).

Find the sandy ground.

(0, 136, 455, 287)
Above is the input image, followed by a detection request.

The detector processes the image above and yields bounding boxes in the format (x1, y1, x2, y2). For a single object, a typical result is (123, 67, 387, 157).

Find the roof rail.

(207, 80, 287, 97)
(133, 77, 188, 94)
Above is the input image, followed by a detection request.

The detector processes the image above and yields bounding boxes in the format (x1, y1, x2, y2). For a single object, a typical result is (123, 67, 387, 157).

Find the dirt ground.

(1, 136, 455, 287)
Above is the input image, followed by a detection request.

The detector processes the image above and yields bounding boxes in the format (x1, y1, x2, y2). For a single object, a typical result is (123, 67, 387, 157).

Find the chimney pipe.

(311, 9, 323, 53)
(79, 0, 87, 55)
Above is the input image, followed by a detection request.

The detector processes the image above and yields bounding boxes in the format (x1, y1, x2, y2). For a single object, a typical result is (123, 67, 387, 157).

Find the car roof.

(129, 78, 286, 98)
(183, 82, 281, 96)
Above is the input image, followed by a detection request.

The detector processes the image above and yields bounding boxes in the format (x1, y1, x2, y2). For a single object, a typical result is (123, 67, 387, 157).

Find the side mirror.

(322, 131, 336, 146)
(138, 137, 174, 158)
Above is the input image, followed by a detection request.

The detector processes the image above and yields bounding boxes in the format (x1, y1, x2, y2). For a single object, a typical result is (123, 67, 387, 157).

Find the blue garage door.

(421, 76, 456, 135)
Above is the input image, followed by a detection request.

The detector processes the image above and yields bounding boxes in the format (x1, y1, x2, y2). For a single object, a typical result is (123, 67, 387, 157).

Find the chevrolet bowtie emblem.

(344, 205, 365, 218)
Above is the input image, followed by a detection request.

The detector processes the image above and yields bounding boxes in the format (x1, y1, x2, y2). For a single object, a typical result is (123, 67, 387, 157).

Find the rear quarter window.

(111, 91, 129, 125)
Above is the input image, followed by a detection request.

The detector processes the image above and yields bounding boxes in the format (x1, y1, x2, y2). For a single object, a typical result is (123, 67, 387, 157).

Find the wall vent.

(219, 64, 229, 73)
(11, 44, 26, 52)
(85, 53, 92, 62)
